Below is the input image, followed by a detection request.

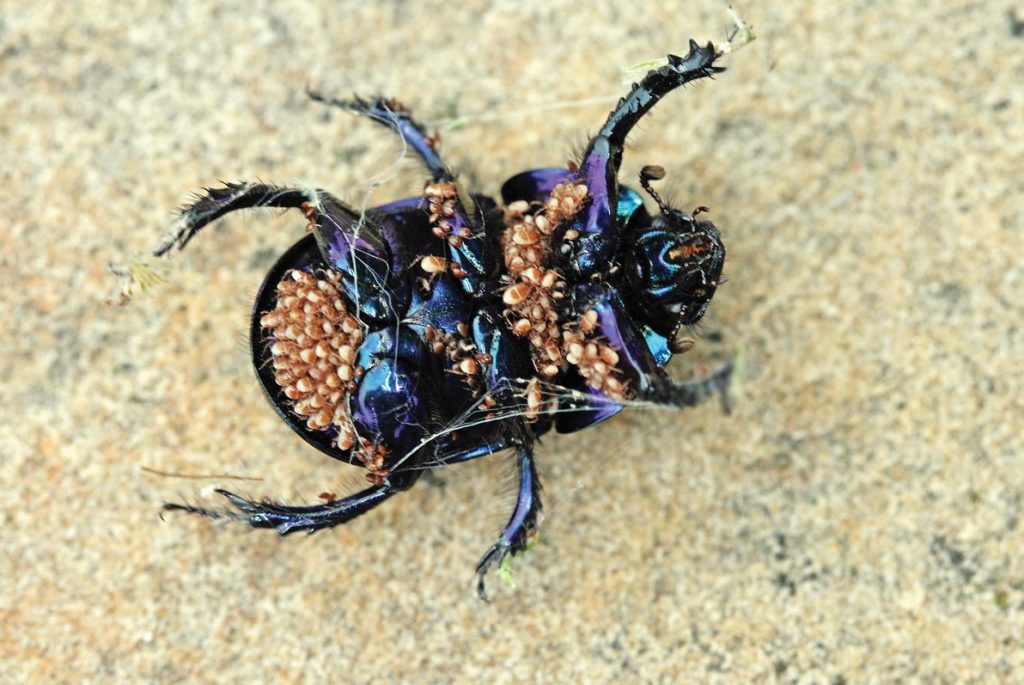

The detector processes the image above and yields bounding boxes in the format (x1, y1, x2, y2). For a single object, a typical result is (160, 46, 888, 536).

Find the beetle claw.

(475, 541, 512, 602)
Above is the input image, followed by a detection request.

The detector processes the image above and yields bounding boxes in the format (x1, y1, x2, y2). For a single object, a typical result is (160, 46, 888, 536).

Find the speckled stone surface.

(3, 2, 1022, 683)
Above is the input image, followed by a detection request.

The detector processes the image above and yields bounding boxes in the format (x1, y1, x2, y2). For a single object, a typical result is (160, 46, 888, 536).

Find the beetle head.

(623, 166, 725, 338)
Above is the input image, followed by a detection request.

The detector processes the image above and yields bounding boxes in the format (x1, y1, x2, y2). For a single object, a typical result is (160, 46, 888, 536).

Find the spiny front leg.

(569, 40, 723, 277)
(475, 442, 542, 601)
(163, 478, 411, 535)
(590, 40, 723, 161)
(307, 91, 452, 182)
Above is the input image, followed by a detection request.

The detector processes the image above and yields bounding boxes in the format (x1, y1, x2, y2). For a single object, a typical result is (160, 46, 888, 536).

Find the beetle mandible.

(156, 40, 732, 599)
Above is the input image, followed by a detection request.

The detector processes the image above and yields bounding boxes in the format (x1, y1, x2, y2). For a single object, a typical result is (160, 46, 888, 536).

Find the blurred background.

(2, 1, 1022, 682)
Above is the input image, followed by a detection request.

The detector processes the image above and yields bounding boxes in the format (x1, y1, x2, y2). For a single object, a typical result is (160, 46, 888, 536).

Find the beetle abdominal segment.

(261, 268, 362, 450)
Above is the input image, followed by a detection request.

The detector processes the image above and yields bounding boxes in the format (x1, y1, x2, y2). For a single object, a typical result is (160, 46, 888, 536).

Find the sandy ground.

(2, 1, 1022, 683)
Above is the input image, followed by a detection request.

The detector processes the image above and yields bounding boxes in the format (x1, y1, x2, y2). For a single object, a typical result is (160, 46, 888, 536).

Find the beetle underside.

(147, 39, 733, 599)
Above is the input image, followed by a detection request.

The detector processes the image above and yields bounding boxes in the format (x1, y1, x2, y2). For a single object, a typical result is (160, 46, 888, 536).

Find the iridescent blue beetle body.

(159, 41, 731, 598)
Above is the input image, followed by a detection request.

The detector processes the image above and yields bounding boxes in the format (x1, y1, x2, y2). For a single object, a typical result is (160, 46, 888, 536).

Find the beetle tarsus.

(474, 442, 541, 600)
(475, 541, 512, 602)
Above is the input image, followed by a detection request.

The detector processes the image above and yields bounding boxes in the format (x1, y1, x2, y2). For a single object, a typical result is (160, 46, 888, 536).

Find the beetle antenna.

(639, 165, 672, 215)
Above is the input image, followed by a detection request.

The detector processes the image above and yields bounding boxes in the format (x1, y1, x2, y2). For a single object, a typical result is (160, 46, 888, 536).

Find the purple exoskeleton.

(155, 40, 731, 599)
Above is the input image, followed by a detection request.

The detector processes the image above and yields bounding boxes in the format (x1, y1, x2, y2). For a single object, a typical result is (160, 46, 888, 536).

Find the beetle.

(156, 40, 731, 598)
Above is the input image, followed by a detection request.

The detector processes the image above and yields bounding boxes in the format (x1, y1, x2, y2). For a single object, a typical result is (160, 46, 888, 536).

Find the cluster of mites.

(497, 180, 628, 405)
(259, 269, 389, 482)
(416, 179, 629, 416)
(261, 179, 630, 475)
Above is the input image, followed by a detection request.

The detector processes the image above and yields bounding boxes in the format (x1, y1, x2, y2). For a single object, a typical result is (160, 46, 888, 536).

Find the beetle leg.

(160, 182, 387, 277)
(568, 41, 723, 277)
(305, 92, 493, 296)
(641, 360, 734, 414)
(588, 40, 723, 167)
(307, 91, 453, 182)
(155, 182, 314, 257)
(163, 473, 419, 535)
(157, 181, 400, 322)
(475, 441, 541, 601)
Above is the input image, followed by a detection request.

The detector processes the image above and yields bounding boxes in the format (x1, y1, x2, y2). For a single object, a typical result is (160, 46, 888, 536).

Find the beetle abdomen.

(260, 267, 362, 437)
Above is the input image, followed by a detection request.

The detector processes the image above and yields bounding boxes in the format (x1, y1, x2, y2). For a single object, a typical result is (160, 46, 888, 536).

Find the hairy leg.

(307, 91, 452, 182)
(475, 441, 542, 600)
(308, 91, 492, 296)
(155, 180, 399, 321)
(163, 471, 420, 535)
(155, 182, 315, 257)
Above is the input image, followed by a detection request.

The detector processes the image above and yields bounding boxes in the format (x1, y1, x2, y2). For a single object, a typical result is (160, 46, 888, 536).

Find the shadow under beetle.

(158, 40, 732, 599)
